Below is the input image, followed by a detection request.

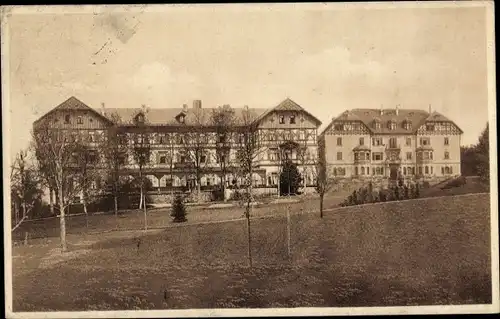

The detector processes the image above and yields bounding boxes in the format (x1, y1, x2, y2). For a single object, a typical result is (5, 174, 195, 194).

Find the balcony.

(353, 145, 371, 164)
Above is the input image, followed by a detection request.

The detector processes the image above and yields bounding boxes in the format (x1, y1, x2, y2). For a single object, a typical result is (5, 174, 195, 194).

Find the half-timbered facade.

(319, 107, 463, 182)
(33, 97, 322, 198)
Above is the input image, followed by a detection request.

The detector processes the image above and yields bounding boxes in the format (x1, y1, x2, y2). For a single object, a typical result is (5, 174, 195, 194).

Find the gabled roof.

(33, 96, 113, 126)
(102, 107, 269, 126)
(320, 107, 463, 135)
(254, 98, 322, 126)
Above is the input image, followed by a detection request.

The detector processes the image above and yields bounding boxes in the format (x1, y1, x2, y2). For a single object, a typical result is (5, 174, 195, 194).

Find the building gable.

(255, 98, 321, 128)
(33, 96, 113, 129)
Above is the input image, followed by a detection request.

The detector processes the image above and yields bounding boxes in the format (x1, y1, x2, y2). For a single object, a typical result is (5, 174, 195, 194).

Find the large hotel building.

(33, 97, 462, 201)
(319, 107, 463, 182)
(33, 97, 322, 198)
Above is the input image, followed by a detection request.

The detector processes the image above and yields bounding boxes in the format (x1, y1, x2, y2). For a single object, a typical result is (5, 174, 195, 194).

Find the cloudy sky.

(4, 3, 493, 159)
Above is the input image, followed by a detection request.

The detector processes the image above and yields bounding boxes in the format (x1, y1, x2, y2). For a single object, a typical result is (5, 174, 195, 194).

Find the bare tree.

(131, 113, 152, 230)
(314, 137, 337, 218)
(10, 149, 43, 230)
(164, 132, 177, 197)
(101, 113, 127, 220)
(211, 105, 236, 201)
(234, 107, 264, 268)
(74, 140, 101, 228)
(184, 107, 209, 201)
(32, 124, 87, 251)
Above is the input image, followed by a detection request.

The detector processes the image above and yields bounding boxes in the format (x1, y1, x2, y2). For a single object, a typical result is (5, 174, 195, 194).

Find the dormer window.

(388, 120, 397, 130)
(403, 120, 412, 130)
(426, 123, 435, 131)
(289, 115, 296, 124)
(178, 114, 185, 124)
(77, 116, 83, 124)
(372, 119, 381, 130)
(64, 114, 71, 124)
(135, 112, 145, 124)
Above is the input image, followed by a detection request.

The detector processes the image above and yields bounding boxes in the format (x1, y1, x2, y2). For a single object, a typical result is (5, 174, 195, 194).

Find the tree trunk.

(246, 170, 253, 268)
(222, 173, 227, 202)
(139, 170, 143, 210)
(287, 207, 291, 259)
(320, 193, 324, 218)
(49, 187, 55, 216)
(114, 194, 118, 216)
(143, 191, 148, 230)
(246, 204, 252, 269)
(82, 193, 89, 229)
(58, 187, 67, 252)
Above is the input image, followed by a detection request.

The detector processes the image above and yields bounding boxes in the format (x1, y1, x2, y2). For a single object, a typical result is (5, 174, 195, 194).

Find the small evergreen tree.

(280, 159, 303, 196)
(352, 190, 358, 205)
(415, 183, 420, 198)
(171, 194, 187, 223)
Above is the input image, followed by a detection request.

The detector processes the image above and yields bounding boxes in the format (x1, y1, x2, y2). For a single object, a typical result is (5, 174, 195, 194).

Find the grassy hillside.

(12, 194, 491, 310)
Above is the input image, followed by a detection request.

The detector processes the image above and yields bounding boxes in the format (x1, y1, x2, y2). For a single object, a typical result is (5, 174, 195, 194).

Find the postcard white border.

(2, 2, 498, 318)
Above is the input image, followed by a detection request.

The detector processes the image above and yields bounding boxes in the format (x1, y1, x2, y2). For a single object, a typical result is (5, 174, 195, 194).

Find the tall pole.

(287, 204, 291, 259)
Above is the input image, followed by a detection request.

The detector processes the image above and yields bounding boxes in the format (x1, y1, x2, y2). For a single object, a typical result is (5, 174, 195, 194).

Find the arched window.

(445, 166, 450, 174)
(366, 167, 370, 175)
(425, 166, 429, 174)
(361, 167, 365, 175)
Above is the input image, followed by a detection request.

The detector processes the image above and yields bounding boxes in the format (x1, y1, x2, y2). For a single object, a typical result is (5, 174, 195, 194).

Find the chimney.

(182, 104, 188, 113)
(395, 104, 399, 116)
(101, 102, 106, 115)
(193, 100, 202, 109)
(380, 105, 384, 116)
(428, 104, 432, 114)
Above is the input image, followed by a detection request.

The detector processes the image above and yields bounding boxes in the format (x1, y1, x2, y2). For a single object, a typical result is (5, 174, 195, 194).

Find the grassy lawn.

(11, 192, 347, 243)
(11, 193, 491, 310)
(420, 176, 490, 198)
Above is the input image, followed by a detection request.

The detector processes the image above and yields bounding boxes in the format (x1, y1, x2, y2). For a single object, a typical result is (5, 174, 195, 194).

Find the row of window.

(331, 165, 455, 177)
(336, 137, 451, 147)
(371, 119, 412, 131)
(337, 151, 452, 161)
(277, 114, 297, 124)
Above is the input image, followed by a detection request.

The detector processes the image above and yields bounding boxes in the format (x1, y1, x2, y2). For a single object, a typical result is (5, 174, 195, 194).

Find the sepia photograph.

(2, 2, 498, 317)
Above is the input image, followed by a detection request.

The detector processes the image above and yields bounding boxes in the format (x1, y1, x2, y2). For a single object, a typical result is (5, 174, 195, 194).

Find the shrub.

(367, 182, 374, 203)
(351, 190, 358, 205)
(171, 194, 187, 223)
(211, 188, 224, 202)
(358, 187, 368, 204)
(422, 181, 431, 188)
(379, 189, 387, 202)
(415, 183, 420, 198)
(442, 176, 468, 189)
(398, 178, 404, 188)
(403, 185, 410, 200)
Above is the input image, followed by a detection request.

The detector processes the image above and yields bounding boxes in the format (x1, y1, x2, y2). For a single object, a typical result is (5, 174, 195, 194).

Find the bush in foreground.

(171, 194, 187, 223)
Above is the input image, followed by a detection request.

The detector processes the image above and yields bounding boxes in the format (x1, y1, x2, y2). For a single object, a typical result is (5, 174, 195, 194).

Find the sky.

(4, 3, 493, 160)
